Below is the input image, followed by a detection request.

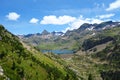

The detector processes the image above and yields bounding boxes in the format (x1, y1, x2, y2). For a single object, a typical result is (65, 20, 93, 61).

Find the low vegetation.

(0, 25, 78, 80)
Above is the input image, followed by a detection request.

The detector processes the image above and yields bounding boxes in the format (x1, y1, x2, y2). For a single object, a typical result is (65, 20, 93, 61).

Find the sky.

(0, 0, 120, 35)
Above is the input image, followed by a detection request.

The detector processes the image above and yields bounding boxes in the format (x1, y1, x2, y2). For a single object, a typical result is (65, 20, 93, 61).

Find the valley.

(0, 21, 120, 80)
(0, 25, 78, 80)
(19, 21, 120, 80)
(1, 0, 120, 80)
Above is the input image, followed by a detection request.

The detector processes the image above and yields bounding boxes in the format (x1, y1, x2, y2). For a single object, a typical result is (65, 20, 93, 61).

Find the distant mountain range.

(19, 21, 120, 38)
(65, 21, 120, 34)
(19, 21, 120, 51)
(18, 30, 64, 39)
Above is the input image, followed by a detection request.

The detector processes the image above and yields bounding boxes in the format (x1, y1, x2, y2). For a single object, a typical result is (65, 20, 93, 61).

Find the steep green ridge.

(0, 25, 78, 80)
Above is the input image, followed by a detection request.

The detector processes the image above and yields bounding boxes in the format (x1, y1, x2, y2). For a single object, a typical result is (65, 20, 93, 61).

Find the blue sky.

(0, 0, 120, 34)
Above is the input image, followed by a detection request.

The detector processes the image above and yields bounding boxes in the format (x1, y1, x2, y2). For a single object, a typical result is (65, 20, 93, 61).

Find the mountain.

(0, 25, 78, 80)
(19, 21, 120, 52)
(64, 21, 120, 40)
(41, 30, 50, 35)
(20, 31, 64, 38)
(79, 26, 120, 80)
(77, 23, 93, 32)
(16, 21, 120, 80)
(51, 31, 64, 36)
(73, 21, 120, 33)
(63, 25, 120, 80)
(18, 31, 66, 50)
(94, 21, 120, 29)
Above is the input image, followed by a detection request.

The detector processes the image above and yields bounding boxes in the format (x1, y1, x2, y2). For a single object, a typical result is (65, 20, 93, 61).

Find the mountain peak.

(95, 21, 119, 29)
(77, 23, 92, 32)
(41, 30, 50, 35)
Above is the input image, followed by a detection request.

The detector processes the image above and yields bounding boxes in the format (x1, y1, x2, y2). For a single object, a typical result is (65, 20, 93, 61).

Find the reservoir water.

(42, 50, 74, 54)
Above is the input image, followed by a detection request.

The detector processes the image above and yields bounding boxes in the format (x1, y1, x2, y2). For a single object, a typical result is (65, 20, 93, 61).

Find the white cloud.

(40, 15, 76, 25)
(40, 15, 111, 33)
(106, 0, 120, 11)
(97, 14, 115, 19)
(89, 18, 103, 24)
(29, 18, 39, 24)
(63, 16, 104, 32)
(6, 12, 20, 21)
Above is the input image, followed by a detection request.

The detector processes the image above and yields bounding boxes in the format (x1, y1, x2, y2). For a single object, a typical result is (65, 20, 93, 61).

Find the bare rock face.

(0, 36, 2, 40)
(0, 66, 4, 75)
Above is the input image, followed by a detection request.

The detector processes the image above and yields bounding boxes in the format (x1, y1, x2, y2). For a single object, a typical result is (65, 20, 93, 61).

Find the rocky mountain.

(19, 30, 64, 39)
(51, 31, 64, 36)
(20, 21, 120, 51)
(41, 30, 50, 35)
(94, 21, 120, 29)
(66, 21, 120, 34)
(20, 21, 120, 39)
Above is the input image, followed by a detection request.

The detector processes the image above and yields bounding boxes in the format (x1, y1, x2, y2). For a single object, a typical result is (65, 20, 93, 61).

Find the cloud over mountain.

(40, 15, 110, 32)
(63, 16, 104, 32)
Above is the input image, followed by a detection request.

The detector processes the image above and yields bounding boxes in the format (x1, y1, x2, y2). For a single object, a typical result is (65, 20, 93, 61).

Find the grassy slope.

(0, 25, 48, 80)
(0, 25, 78, 80)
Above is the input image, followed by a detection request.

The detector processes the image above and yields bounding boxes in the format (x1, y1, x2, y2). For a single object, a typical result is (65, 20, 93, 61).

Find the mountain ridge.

(19, 21, 120, 51)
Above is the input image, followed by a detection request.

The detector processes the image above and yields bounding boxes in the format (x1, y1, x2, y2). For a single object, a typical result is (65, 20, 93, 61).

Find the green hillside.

(91, 28, 120, 80)
(0, 25, 78, 80)
(73, 26, 120, 80)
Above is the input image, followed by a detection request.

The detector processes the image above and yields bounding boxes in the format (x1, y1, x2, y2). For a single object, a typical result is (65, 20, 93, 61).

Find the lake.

(42, 49, 74, 54)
